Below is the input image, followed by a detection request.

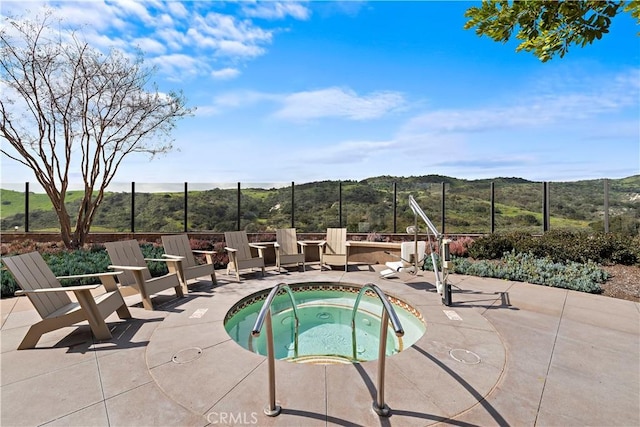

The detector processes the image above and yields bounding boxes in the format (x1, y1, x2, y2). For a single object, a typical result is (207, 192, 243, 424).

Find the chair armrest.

(345, 242, 351, 246)
(248, 243, 267, 250)
(56, 271, 122, 280)
(225, 247, 238, 253)
(16, 284, 100, 296)
(144, 258, 181, 263)
(317, 241, 327, 246)
(162, 254, 186, 260)
(192, 250, 216, 255)
(109, 265, 146, 271)
(297, 241, 308, 247)
(273, 242, 281, 249)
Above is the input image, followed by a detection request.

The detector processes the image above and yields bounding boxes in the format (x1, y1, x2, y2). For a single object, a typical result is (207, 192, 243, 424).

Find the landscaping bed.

(601, 264, 640, 302)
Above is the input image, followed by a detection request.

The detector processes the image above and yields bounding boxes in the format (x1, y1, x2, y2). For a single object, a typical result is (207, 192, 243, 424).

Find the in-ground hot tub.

(224, 282, 426, 364)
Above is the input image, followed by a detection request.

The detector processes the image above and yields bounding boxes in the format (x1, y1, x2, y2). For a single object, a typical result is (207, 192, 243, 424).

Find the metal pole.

(546, 182, 551, 232)
(441, 182, 445, 234)
(490, 182, 495, 234)
(373, 310, 391, 417)
(543, 182, 549, 232)
(393, 182, 397, 234)
(131, 182, 135, 233)
(339, 181, 343, 228)
(291, 181, 295, 229)
(24, 182, 29, 233)
(604, 179, 610, 233)
(237, 182, 241, 231)
(264, 310, 281, 416)
(184, 182, 188, 233)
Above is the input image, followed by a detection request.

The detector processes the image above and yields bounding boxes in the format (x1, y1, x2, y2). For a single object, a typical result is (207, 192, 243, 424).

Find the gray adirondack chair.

(318, 228, 350, 271)
(2, 251, 132, 350)
(161, 234, 217, 292)
(224, 231, 266, 281)
(104, 240, 183, 310)
(275, 228, 306, 272)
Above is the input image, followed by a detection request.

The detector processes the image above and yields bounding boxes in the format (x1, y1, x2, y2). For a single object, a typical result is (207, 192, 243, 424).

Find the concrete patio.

(1, 264, 638, 426)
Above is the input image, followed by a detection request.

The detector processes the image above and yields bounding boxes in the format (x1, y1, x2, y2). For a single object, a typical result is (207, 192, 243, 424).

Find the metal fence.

(1, 178, 636, 235)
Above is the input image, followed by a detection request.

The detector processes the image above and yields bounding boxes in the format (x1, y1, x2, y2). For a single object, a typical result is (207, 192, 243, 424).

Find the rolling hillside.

(1, 175, 638, 235)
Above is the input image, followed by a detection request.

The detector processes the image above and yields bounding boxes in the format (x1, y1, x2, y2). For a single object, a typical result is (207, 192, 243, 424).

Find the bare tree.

(1, 12, 192, 248)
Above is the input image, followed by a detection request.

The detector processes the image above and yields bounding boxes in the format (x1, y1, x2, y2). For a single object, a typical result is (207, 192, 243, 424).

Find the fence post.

(131, 182, 135, 233)
(543, 181, 550, 232)
(393, 182, 397, 233)
(24, 182, 29, 233)
(291, 181, 295, 229)
(604, 178, 610, 233)
(184, 182, 188, 233)
(237, 182, 241, 231)
(441, 182, 446, 234)
(339, 181, 343, 228)
(490, 182, 495, 234)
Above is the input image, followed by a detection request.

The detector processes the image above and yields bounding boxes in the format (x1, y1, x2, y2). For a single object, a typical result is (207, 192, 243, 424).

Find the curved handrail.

(252, 283, 299, 356)
(351, 283, 404, 344)
(350, 283, 404, 417)
(251, 283, 300, 417)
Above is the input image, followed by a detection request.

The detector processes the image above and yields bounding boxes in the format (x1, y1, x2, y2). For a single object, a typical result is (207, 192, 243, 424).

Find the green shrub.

(469, 230, 639, 266)
(450, 251, 607, 293)
(0, 242, 174, 297)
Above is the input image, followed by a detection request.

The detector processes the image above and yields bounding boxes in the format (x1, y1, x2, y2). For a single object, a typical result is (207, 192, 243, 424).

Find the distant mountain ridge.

(1, 174, 638, 235)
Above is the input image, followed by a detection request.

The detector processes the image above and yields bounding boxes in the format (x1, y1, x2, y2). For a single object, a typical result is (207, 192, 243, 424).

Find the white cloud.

(402, 68, 640, 135)
(242, 1, 311, 20)
(211, 67, 240, 80)
(273, 87, 407, 121)
(149, 54, 203, 80)
(132, 36, 166, 55)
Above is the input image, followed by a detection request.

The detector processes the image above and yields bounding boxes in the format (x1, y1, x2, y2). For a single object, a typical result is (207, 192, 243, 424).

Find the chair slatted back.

(162, 234, 197, 268)
(2, 252, 72, 319)
(276, 228, 299, 255)
(224, 231, 253, 261)
(104, 240, 152, 286)
(325, 228, 347, 255)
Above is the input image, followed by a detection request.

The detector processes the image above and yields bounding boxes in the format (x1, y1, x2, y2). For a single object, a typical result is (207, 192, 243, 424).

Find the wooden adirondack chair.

(2, 251, 132, 350)
(223, 231, 266, 281)
(161, 234, 217, 292)
(318, 228, 350, 271)
(104, 240, 184, 310)
(275, 228, 307, 273)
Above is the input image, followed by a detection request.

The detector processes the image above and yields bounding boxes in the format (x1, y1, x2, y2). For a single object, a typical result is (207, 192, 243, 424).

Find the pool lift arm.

(408, 195, 453, 306)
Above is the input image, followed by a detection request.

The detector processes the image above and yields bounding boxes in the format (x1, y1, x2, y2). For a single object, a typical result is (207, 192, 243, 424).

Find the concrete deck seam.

(202, 358, 267, 416)
(0, 351, 98, 387)
(478, 282, 517, 317)
(533, 290, 568, 426)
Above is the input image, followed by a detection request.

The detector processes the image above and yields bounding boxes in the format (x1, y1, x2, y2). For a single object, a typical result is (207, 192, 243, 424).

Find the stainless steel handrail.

(350, 283, 404, 417)
(251, 283, 300, 417)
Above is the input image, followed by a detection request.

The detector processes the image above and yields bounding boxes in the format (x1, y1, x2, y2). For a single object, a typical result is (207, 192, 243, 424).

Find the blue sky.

(1, 0, 639, 190)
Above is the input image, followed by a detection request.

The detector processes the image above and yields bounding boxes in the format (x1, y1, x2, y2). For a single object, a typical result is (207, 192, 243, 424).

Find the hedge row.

(1, 243, 169, 298)
(467, 230, 639, 266)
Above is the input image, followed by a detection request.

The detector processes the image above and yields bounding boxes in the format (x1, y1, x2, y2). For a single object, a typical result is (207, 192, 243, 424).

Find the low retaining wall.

(1, 232, 412, 266)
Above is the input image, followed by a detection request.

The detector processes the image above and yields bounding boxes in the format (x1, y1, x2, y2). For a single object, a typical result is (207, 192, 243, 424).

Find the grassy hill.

(1, 175, 638, 235)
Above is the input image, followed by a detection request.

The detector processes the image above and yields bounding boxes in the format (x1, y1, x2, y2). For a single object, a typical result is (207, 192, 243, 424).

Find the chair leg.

(210, 272, 217, 285)
(17, 322, 50, 350)
(174, 285, 185, 298)
(116, 299, 132, 319)
(75, 290, 113, 341)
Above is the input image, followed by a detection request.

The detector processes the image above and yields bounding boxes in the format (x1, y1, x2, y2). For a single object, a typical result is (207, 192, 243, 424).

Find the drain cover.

(449, 348, 481, 364)
(172, 347, 203, 364)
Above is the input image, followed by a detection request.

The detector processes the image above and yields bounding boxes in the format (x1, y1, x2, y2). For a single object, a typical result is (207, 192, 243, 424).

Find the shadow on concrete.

(413, 344, 509, 426)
